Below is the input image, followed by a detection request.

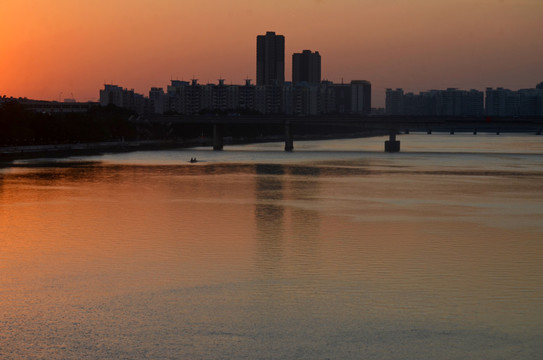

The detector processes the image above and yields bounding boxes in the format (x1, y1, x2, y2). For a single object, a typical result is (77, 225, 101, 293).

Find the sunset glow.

(1, 0, 542, 106)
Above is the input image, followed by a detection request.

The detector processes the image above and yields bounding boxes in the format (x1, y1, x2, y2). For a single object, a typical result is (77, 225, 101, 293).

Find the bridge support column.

(213, 123, 223, 151)
(385, 131, 400, 152)
(284, 122, 294, 151)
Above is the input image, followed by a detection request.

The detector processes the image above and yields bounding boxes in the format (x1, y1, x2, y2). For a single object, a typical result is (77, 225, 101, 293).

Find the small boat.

(190, 157, 197, 163)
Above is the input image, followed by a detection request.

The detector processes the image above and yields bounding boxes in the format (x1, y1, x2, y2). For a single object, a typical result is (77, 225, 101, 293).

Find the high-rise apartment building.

(350, 80, 371, 114)
(485, 88, 518, 117)
(100, 84, 146, 114)
(292, 50, 321, 84)
(256, 32, 285, 86)
(149, 87, 166, 114)
(386, 88, 484, 116)
(386, 88, 404, 115)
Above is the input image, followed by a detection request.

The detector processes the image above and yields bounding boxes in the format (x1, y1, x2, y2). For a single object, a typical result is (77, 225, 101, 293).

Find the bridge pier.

(213, 123, 223, 151)
(385, 131, 400, 152)
(284, 122, 294, 151)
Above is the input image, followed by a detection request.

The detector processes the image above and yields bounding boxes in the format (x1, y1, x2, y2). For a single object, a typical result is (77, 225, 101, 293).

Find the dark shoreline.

(0, 140, 176, 164)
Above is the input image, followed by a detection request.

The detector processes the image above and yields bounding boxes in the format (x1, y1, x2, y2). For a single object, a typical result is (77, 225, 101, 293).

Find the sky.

(1, 0, 542, 107)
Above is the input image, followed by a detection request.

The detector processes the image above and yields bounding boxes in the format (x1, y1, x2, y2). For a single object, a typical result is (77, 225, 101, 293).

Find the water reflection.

(255, 164, 287, 274)
(288, 167, 321, 262)
(254, 164, 322, 279)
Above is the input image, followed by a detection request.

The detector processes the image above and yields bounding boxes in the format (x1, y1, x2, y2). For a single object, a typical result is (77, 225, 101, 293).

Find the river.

(1, 134, 542, 359)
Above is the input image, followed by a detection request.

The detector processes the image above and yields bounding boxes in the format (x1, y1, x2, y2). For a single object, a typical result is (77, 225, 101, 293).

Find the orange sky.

(1, 0, 542, 106)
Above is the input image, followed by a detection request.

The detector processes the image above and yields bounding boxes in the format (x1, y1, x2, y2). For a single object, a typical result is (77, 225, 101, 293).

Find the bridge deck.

(146, 115, 543, 132)
(142, 115, 542, 152)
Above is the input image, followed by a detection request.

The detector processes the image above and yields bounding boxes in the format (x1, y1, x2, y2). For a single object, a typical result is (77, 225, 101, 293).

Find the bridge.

(145, 115, 543, 152)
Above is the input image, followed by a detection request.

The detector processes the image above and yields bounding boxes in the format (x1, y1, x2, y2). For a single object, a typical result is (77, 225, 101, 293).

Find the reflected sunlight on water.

(1, 135, 543, 359)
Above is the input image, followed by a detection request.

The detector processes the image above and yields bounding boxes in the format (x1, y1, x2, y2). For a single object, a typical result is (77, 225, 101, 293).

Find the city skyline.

(1, 0, 542, 107)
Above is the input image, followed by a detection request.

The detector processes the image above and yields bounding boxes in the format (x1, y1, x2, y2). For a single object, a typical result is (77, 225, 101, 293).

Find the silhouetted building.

(526, 83, 543, 117)
(315, 81, 371, 114)
(149, 87, 166, 114)
(386, 88, 404, 115)
(255, 84, 283, 114)
(292, 50, 321, 85)
(519, 89, 542, 117)
(100, 84, 146, 114)
(463, 90, 485, 117)
(387, 88, 483, 116)
(238, 79, 255, 110)
(293, 83, 320, 115)
(257, 32, 285, 86)
(194, 80, 225, 113)
(187, 79, 202, 115)
(167, 80, 190, 114)
(486, 86, 543, 117)
(331, 83, 351, 113)
(350, 80, 371, 114)
(485, 88, 519, 117)
(102, 79, 373, 117)
(318, 81, 336, 114)
(226, 83, 240, 110)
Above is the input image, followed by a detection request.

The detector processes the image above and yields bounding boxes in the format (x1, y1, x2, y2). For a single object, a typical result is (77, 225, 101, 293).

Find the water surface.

(1, 135, 543, 359)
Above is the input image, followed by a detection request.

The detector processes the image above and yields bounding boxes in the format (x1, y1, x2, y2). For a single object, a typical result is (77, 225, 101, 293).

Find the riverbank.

(0, 140, 179, 164)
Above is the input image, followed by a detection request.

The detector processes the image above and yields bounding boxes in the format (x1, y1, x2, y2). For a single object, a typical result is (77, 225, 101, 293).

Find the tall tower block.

(292, 50, 321, 84)
(256, 32, 285, 86)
